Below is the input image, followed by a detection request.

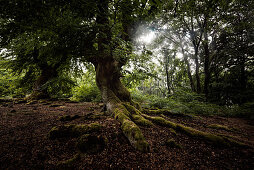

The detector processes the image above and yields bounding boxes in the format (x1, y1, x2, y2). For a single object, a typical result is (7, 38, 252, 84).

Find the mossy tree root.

(49, 123, 102, 139)
(142, 114, 249, 148)
(143, 108, 195, 118)
(122, 103, 153, 127)
(113, 103, 151, 152)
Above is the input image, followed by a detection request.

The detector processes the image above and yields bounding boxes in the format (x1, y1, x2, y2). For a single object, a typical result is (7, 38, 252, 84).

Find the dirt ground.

(0, 99, 253, 169)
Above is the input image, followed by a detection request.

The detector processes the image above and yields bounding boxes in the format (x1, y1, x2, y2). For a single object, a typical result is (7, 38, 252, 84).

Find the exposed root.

(144, 109, 199, 119)
(142, 114, 250, 148)
(123, 103, 153, 127)
(207, 124, 231, 131)
(142, 114, 176, 128)
(131, 100, 142, 110)
(49, 123, 102, 139)
(113, 104, 150, 152)
(143, 109, 172, 115)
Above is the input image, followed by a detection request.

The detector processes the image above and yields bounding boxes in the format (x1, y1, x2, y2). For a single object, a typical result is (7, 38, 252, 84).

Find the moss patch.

(113, 104, 150, 152)
(143, 109, 198, 119)
(26, 100, 37, 105)
(217, 134, 251, 148)
(176, 124, 230, 147)
(143, 109, 171, 115)
(142, 114, 177, 129)
(207, 124, 231, 131)
(113, 104, 131, 122)
(131, 100, 142, 110)
(49, 123, 102, 139)
(123, 103, 153, 127)
(143, 114, 247, 148)
(169, 128, 177, 136)
(121, 119, 150, 152)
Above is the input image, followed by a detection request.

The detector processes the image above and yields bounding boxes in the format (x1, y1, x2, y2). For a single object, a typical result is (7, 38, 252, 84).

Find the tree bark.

(194, 47, 201, 93)
(181, 47, 195, 92)
(90, 0, 150, 152)
(94, 59, 131, 112)
(203, 30, 210, 100)
(165, 53, 171, 96)
(93, 59, 150, 152)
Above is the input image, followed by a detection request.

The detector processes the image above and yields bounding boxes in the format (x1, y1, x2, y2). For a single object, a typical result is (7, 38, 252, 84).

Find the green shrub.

(72, 84, 101, 102)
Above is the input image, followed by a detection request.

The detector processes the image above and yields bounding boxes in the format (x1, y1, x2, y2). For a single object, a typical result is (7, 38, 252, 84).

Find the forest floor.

(0, 99, 253, 169)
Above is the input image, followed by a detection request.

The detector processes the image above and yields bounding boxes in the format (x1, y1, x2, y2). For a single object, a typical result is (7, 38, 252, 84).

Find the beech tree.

(0, 0, 166, 151)
(1, 0, 252, 153)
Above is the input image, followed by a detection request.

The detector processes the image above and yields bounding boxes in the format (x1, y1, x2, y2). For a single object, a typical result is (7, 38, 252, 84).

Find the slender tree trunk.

(181, 48, 195, 91)
(203, 30, 210, 100)
(165, 54, 171, 96)
(194, 47, 201, 93)
(239, 56, 247, 104)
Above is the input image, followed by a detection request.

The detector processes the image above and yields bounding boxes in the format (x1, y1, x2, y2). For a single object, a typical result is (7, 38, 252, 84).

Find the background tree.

(0, 0, 95, 99)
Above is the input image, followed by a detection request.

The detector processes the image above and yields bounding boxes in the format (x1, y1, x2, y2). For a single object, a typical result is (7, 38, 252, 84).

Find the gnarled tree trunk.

(95, 59, 131, 112)
(92, 0, 150, 152)
(93, 59, 150, 152)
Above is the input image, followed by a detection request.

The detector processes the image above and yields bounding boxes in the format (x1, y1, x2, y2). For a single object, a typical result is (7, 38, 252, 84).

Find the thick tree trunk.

(95, 59, 131, 112)
(93, 60, 150, 152)
(92, 0, 150, 152)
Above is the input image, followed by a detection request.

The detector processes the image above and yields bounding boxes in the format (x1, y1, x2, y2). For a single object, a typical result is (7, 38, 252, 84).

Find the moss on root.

(143, 109, 171, 115)
(123, 103, 153, 127)
(143, 109, 198, 119)
(143, 114, 249, 148)
(131, 101, 142, 110)
(49, 123, 102, 139)
(217, 134, 251, 148)
(176, 124, 230, 147)
(121, 119, 150, 152)
(142, 114, 176, 129)
(113, 104, 150, 152)
(169, 128, 177, 136)
(207, 124, 231, 131)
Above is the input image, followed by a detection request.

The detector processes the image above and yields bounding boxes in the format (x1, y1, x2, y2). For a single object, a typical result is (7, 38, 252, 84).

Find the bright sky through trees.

(137, 30, 156, 44)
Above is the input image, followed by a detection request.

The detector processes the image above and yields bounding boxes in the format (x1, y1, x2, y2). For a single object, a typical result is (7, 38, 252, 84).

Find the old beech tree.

(1, 0, 245, 152)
